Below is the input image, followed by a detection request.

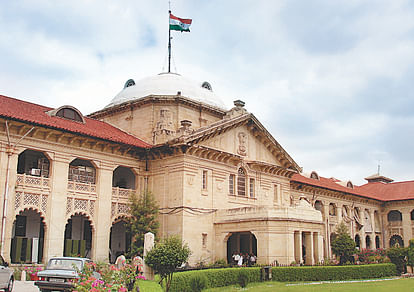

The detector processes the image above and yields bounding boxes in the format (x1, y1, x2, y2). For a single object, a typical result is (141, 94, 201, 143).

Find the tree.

(145, 236, 191, 292)
(331, 222, 357, 264)
(406, 239, 414, 272)
(127, 190, 159, 256)
(387, 246, 407, 274)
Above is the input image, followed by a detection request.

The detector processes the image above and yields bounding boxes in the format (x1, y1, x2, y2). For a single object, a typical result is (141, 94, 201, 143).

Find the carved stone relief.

(237, 132, 247, 156)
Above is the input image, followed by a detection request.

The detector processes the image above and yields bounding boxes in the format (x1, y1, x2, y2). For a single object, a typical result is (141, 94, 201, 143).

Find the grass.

(203, 277, 414, 291)
(136, 279, 163, 292)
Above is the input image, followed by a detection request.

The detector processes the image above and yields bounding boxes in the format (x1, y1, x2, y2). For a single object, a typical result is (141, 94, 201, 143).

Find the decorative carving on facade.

(15, 191, 48, 213)
(187, 175, 194, 186)
(237, 132, 247, 156)
(66, 197, 95, 217)
(111, 202, 130, 218)
(153, 109, 175, 143)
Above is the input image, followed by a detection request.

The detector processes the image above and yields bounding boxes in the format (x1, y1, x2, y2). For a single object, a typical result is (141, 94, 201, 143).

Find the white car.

(35, 257, 99, 292)
(0, 255, 13, 292)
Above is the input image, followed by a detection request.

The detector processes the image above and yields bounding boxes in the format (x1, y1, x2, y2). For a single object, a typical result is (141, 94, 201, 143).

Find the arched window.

(310, 171, 319, 179)
(56, 108, 83, 122)
(365, 235, 371, 249)
(390, 235, 404, 247)
(329, 203, 336, 216)
(314, 200, 323, 212)
(375, 236, 380, 249)
(237, 168, 246, 197)
(387, 210, 402, 222)
(355, 234, 360, 248)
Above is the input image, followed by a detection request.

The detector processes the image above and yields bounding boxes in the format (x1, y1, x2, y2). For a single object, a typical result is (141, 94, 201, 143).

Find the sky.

(1, 0, 414, 185)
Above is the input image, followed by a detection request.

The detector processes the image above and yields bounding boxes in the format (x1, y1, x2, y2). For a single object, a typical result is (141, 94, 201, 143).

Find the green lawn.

(204, 278, 414, 292)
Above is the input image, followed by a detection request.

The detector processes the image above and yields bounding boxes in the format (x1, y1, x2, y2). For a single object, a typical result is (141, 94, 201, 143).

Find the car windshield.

(47, 259, 83, 271)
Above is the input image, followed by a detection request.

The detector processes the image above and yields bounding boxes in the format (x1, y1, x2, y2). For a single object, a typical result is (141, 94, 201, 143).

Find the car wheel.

(5, 277, 13, 292)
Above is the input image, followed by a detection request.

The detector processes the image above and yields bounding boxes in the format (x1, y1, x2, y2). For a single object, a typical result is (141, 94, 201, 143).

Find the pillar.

(313, 232, 319, 264)
(44, 154, 70, 261)
(294, 231, 302, 264)
(1, 148, 18, 262)
(370, 210, 376, 247)
(93, 162, 115, 262)
(304, 232, 314, 265)
(402, 210, 412, 247)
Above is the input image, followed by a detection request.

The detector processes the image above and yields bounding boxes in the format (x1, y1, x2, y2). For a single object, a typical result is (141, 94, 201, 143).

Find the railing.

(68, 181, 97, 195)
(16, 174, 50, 188)
(112, 187, 135, 200)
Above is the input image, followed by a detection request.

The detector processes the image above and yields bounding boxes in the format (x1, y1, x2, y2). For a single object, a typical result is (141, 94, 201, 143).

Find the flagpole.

(168, 10, 172, 73)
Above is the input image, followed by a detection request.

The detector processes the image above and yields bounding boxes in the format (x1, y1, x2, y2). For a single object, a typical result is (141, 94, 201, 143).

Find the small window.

(202, 170, 208, 190)
(249, 178, 255, 198)
(229, 174, 235, 195)
(202, 233, 207, 248)
(237, 168, 246, 196)
(274, 184, 279, 204)
(56, 108, 83, 122)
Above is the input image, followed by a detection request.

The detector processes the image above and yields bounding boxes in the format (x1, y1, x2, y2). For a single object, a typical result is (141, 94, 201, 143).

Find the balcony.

(112, 187, 135, 201)
(16, 174, 50, 190)
(67, 181, 97, 196)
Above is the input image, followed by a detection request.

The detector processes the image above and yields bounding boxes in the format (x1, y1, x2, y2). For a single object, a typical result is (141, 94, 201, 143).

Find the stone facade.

(1, 74, 414, 266)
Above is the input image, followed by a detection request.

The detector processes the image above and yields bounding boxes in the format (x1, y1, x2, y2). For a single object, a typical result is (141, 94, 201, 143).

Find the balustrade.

(112, 187, 135, 200)
(67, 180, 97, 195)
(16, 174, 50, 189)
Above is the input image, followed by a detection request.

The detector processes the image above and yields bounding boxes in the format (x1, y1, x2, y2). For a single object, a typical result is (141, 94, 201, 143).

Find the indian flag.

(169, 13, 192, 32)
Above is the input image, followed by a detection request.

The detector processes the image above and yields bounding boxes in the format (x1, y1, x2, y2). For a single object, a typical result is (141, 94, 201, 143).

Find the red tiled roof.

(291, 173, 414, 202)
(0, 94, 152, 148)
(358, 180, 414, 201)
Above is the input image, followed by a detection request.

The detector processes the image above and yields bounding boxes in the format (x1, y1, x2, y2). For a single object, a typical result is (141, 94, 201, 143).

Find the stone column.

(44, 154, 70, 261)
(143, 232, 155, 280)
(93, 161, 115, 262)
(402, 210, 412, 247)
(304, 232, 314, 265)
(313, 232, 319, 264)
(294, 231, 302, 264)
(337, 204, 342, 223)
(382, 213, 389, 248)
(370, 210, 376, 248)
(323, 203, 330, 258)
(1, 147, 18, 262)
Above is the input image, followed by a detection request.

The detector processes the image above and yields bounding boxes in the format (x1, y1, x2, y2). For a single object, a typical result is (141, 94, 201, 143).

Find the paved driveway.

(13, 281, 39, 292)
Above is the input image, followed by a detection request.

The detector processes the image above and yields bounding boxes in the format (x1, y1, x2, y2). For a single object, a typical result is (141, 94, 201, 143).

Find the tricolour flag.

(169, 13, 192, 32)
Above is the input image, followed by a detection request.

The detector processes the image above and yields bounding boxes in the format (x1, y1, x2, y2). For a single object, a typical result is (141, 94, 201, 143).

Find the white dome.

(105, 73, 227, 109)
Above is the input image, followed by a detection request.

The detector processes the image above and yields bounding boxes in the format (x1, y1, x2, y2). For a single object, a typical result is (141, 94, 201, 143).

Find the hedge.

(169, 267, 261, 292)
(271, 263, 397, 282)
(167, 264, 396, 291)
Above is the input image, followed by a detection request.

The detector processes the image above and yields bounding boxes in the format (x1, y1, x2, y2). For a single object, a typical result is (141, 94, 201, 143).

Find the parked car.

(35, 257, 99, 292)
(0, 255, 13, 292)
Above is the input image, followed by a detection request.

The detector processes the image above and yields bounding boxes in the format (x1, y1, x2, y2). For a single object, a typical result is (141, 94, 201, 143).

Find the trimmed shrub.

(237, 269, 249, 288)
(271, 263, 397, 282)
(169, 267, 261, 292)
(168, 264, 395, 291)
(189, 274, 207, 292)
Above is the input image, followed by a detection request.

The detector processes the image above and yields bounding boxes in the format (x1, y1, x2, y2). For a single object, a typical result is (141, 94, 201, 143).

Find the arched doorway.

(390, 234, 404, 247)
(109, 219, 132, 263)
(226, 232, 257, 264)
(10, 209, 45, 263)
(64, 214, 93, 258)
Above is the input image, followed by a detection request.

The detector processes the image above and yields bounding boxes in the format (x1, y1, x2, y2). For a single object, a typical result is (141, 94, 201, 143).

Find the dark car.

(0, 255, 13, 292)
(35, 257, 98, 292)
